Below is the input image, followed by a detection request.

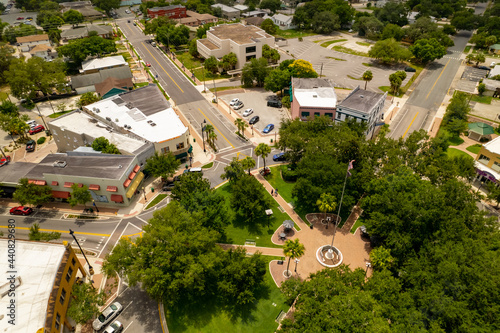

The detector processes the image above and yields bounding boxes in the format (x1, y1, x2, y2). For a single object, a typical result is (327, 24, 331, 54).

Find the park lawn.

(0, 91, 8, 101)
(209, 86, 241, 93)
(471, 95, 492, 104)
(447, 148, 473, 160)
(331, 45, 369, 57)
(378, 86, 404, 97)
(356, 41, 371, 46)
(275, 28, 316, 39)
(193, 68, 231, 82)
(350, 218, 365, 234)
(466, 144, 482, 154)
(166, 256, 288, 333)
(217, 182, 296, 248)
(320, 39, 347, 48)
(48, 110, 72, 119)
(145, 194, 168, 210)
(174, 51, 204, 70)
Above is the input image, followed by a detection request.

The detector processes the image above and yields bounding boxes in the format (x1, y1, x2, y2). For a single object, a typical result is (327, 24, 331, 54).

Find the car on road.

(229, 98, 240, 106)
(127, 19, 130, 23)
(103, 320, 123, 333)
(263, 124, 275, 133)
(183, 167, 203, 174)
(26, 17, 33, 21)
(26, 140, 36, 152)
(29, 125, 44, 135)
(273, 152, 286, 161)
(10, 206, 33, 216)
(404, 66, 416, 72)
(26, 120, 37, 129)
(17, 17, 24, 20)
(249, 116, 259, 125)
(233, 101, 244, 110)
(133, 22, 136, 26)
(145, 62, 151, 67)
(267, 100, 282, 108)
(242, 108, 253, 117)
(0, 155, 11, 167)
(93, 302, 123, 331)
(125, 9, 131, 14)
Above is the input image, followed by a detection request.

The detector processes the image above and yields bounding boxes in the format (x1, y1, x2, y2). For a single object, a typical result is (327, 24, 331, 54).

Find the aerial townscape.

(2, 0, 500, 332)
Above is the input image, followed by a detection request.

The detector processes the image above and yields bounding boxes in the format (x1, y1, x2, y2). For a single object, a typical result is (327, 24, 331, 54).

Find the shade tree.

(144, 151, 180, 179)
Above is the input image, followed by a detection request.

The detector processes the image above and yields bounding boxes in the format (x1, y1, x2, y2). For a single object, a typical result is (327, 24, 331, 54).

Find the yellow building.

(0, 239, 86, 333)
(475, 136, 500, 183)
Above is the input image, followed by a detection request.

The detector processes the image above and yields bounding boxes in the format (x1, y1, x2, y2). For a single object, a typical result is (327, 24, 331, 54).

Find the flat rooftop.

(0, 162, 37, 185)
(198, 39, 219, 50)
(25, 153, 135, 180)
(338, 88, 384, 115)
(293, 79, 337, 108)
(0, 239, 66, 333)
(208, 24, 272, 45)
(483, 136, 500, 154)
(85, 85, 187, 143)
(48, 111, 147, 155)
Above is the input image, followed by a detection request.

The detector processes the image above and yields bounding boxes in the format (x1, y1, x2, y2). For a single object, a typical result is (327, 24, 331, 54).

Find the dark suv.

(267, 100, 282, 108)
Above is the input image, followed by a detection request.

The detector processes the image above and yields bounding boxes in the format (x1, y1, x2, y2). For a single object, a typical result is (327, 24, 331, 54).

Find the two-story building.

(197, 23, 275, 69)
(182, 10, 218, 27)
(60, 24, 113, 42)
(271, 13, 295, 30)
(475, 136, 500, 184)
(16, 34, 51, 52)
(147, 5, 187, 19)
(211, 4, 240, 19)
(291, 78, 337, 120)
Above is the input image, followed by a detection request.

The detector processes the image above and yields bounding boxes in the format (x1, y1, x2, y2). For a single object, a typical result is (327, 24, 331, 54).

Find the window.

(60, 288, 66, 305)
(325, 113, 333, 118)
(176, 142, 185, 150)
(336, 112, 341, 119)
(314, 112, 320, 117)
(161, 146, 170, 154)
(301, 112, 310, 117)
(246, 55, 256, 61)
(55, 313, 61, 330)
(246, 46, 256, 53)
(478, 154, 490, 165)
(493, 162, 500, 173)
(66, 267, 73, 282)
(71, 258, 76, 266)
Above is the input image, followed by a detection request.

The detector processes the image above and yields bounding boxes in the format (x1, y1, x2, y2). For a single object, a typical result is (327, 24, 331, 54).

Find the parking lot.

(220, 90, 290, 134)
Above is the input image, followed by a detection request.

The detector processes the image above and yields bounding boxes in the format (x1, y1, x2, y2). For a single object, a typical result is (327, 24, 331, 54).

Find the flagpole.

(329, 161, 351, 249)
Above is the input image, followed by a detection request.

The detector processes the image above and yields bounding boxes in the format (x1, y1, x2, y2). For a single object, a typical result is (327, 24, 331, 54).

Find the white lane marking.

(97, 219, 121, 258)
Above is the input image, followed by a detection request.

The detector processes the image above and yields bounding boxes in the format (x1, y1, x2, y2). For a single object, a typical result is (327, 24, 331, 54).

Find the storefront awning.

(51, 181, 58, 186)
(52, 191, 70, 199)
(106, 186, 118, 192)
(110, 194, 124, 203)
(35, 180, 46, 186)
(64, 182, 74, 188)
(89, 184, 100, 191)
(123, 179, 131, 188)
(128, 171, 137, 180)
(126, 171, 144, 199)
(133, 165, 140, 172)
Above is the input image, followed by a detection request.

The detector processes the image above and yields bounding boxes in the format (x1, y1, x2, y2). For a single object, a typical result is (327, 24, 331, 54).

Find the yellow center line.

(402, 112, 419, 138)
(198, 108, 235, 148)
(426, 58, 450, 100)
(121, 231, 143, 238)
(0, 225, 110, 237)
(142, 42, 184, 93)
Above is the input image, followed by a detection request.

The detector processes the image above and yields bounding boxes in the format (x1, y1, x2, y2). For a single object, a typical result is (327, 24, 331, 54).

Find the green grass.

(347, 75, 363, 80)
(464, 45, 472, 53)
(437, 128, 464, 146)
(145, 194, 168, 210)
(166, 255, 288, 333)
(331, 45, 369, 57)
(466, 144, 482, 154)
(119, 52, 132, 62)
(378, 86, 404, 97)
(209, 86, 241, 93)
(320, 39, 347, 48)
(0, 91, 8, 101)
(202, 162, 213, 168)
(275, 28, 316, 39)
(134, 82, 149, 88)
(471, 95, 493, 104)
(447, 148, 473, 159)
(174, 51, 204, 70)
(325, 56, 346, 61)
(350, 218, 365, 234)
(362, 62, 373, 67)
(356, 41, 371, 46)
(48, 110, 72, 119)
(217, 182, 296, 248)
(193, 68, 231, 82)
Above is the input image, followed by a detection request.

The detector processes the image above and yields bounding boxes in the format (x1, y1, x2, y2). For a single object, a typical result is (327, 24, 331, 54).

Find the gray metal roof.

(61, 24, 112, 39)
(292, 77, 335, 89)
(0, 162, 37, 185)
(70, 67, 133, 88)
(116, 84, 171, 117)
(338, 88, 384, 115)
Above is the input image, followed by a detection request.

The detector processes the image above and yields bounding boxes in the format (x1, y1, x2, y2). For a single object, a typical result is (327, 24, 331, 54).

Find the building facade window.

(55, 313, 61, 330)
(301, 111, 310, 117)
(246, 55, 256, 61)
(161, 146, 170, 154)
(246, 46, 256, 53)
(176, 142, 185, 150)
(336, 112, 341, 119)
(493, 162, 500, 173)
(325, 113, 333, 118)
(478, 155, 490, 165)
(71, 258, 76, 266)
(66, 267, 73, 282)
(314, 112, 320, 117)
(60, 288, 66, 305)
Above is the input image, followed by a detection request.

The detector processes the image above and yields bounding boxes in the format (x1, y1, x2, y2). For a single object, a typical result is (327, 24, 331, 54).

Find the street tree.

(289, 59, 318, 78)
(63, 9, 84, 27)
(409, 38, 447, 64)
(0, 100, 19, 116)
(381, 23, 405, 41)
(283, 238, 305, 277)
(91, 137, 120, 154)
(368, 38, 411, 64)
(91, 0, 121, 14)
(355, 16, 384, 39)
(204, 56, 219, 74)
(68, 184, 92, 208)
(67, 282, 106, 325)
(144, 151, 180, 179)
(259, 0, 281, 13)
(316, 193, 337, 226)
(255, 143, 271, 169)
(312, 11, 340, 34)
(466, 53, 475, 64)
(220, 157, 245, 183)
(369, 246, 394, 271)
(204, 124, 217, 149)
(474, 53, 486, 66)
(241, 57, 270, 87)
(264, 69, 291, 95)
(234, 118, 248, 137)
(373, 1, 408, 26)
(13, 178, 53, 207)
(262, 44, 280, 64)
(261, 18, 277, 34)
(188, 38, 199, 57)
(0, 113, 30, 140)
(231, 174, 272, 222)
(76, 92, 101, 108)
(0, 45, 15, 85)
(29, 223, 61, 241)
(485, 35, 498, 49)
(57, 36, 117, 65)
(389, 72, 402, 95)
(241, 156, 256, 175)
(362, 70, 373, 90)
(478, 82, 486, 96)
(221, 52, 237, 70)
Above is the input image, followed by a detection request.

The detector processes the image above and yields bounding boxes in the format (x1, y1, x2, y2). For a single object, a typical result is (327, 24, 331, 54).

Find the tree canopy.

(57, 36, 117, 65)
(13, 178, 53, 207)
(144, 151, 180, 179)
(91, 137, 121, 154)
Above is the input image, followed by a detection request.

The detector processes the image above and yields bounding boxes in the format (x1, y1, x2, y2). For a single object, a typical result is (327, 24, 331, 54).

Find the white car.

(103, 320, 123, 333)
(229, 98, 239, 106)
(93, 302, 122, 331)
(233, 102, 244, 110)
(242, 108, 253, 117)
(125, 9, 131, 14)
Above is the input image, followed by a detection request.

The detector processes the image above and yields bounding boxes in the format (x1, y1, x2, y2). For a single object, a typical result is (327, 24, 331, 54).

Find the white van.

(26, 120, 37, 129)
(183, 167, 202, 174)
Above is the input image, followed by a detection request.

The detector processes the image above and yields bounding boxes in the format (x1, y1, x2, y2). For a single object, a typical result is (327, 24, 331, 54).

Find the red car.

(10, 206, 33, 216)
(29, 125, 44, 135)
(145, 62, 151, 67)
(17, 17, 24, 20)
(0, 155, 11, 167)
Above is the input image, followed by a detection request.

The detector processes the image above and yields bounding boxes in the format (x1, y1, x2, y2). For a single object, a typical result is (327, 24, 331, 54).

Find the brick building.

(147, 5, 187, 19)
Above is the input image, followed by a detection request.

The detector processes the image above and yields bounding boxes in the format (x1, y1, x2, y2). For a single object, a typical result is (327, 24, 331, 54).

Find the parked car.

(10, 206, 33, 216)
(263, 124, 275, 133)
(125, 9, 131, 14)
(16, 17, 24, 20)
(478, 65, 490, 70)
(259, 167, 271, 176)
(103, 320, 123, 333)
(92, 302, 123, 331)
(127, 19, 131, 23)
(26, 140, 36, 152)
(229, 98, 240, 106)
(145, 62, 151, 67)
(29, 125, 45, 135)
(26, 17, 33, 20)
(273, 152, 286, 162)
(133, 22, 137, 26)
(183, 167, 203, 174)
(242, 108, 253, 117)
(267, 100, 282, 108)
(404, 66, 416, 72)
(233, 102, 244, 110)
(26, 120, 37, 129)
(0, 155, 11, 167)
(249, 116, 259, 125)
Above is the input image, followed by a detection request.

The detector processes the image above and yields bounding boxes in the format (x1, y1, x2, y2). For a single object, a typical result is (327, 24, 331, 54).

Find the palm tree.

(466, 53, 475, 64)
(234, 118, 248, 138)
(283, 239, 305, 278)
(255, 143, 271, 169)
(316, 193, 336, 228)
(362, 70, 373, 90)
(204, 124, 217, 149)
(240, 156, 256, 175)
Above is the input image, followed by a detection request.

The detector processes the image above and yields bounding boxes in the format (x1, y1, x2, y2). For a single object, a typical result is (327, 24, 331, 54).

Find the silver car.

(93, 302, 122, 331)
(233, 102, 244, 110)
(103, 320, 123, 333)
(229, 98, 240, 106)
(242, 108, 253, 117)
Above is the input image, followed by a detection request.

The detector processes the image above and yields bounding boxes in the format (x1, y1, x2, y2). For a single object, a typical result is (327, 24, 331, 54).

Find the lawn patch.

(202, 162, 213, 168)
(331, 45, 369, 57)
(464, 46, 471, 53)
(466, 144, 482, 154)
(0, 91, 8, 100)
(447, 148, 473, 159)
(362, 62, 373, 67)
(320, 39, 347, 48)
(174, 51, 204, 70)
(134, 82, 149, 88)
(471, 95, 492, 104)
(350, 218, 365, 234)
(145, 194, 168, 210)
(209, 86, 241, 93)
(48, 110, 72, 119)
(326, 56, 346, 61)
(275, 28, 316, 39)
(356, 41, 371, 46)
(347, 75, 363, 80)
(378, 86, 404, 97)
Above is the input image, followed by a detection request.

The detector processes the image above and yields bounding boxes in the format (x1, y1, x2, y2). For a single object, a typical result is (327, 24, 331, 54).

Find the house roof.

(211, 4, 239, 13)
(95, 77, 133, 97)
(244, 16, 264, 26)
(29, 44, 53, 53)
(206, 23, 272, 45)
(180, 16, 199, 24)
(273, 13, 292, 24)
(16, 34, 49, 44)
(469, 122, 495, 136)
(490, 44, 500, 50)
(242, 10, 267, 17)
(82, 55, 127, 72)
(489, 65, 500, 78)
(233, 4, 248, 11)
(61, 24, 113, 39)
(338, 86, 385, 115)
(293, 78, 337, 108)
(70, 66, 133, 88)
(149, 4, 185, 11)
(482, 135, 500, 154)
(483, 78, 500, 90)
(0, 162, 37, 186)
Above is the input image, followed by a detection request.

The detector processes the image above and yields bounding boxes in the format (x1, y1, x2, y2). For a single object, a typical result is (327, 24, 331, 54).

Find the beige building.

(475, 136, 500, 184)
(197, 23, 275, 69)
(16, 34, 51, 52)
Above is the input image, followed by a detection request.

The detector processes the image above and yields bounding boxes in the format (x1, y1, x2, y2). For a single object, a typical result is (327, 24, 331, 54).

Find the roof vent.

(105, 117, 111, 121)
(147, 120, 153, 124)
(53, 160, 67, 168)
(118, 165, 123, 168)
(360, 95, 364, 98)
(150, 122, 156, 127)
(95, 108, 100, 113)
(115, 118, 119, 122)
(313, 94, 318, 98)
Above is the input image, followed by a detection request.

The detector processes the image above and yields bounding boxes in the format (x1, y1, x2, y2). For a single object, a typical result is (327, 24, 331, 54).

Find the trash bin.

(310, 225, 313, 229)
(151, 187, 154, 192)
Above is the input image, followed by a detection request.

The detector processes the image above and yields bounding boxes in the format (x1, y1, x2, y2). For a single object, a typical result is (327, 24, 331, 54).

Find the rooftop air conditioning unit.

(106, 117, 111, 121)
(115, 118, 119, 122)
(150, 122, 156, 127)
(53, 160, 67, 168)
(95, 108, 100, 113)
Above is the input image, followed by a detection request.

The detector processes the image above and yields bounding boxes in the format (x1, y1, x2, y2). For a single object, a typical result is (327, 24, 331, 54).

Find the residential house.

(28, 44, 57, 61)
(489, 64, 500, 78)
(489, 44, 500, 55)
(291, 78, 337, 121)
(271, 13, 295, 30)
(95, 77, 133, 99)
(16, 34, 51, 52)
(475, 136, 500, 184)
(80, 55, 128, 74)
(183, 10, 218, 26)
(60, 1, 103, 20)
(197, 23, 275, 69)
(0, 239, 86, 332)
(61, 24, 113, 42)
(243, 16, 265, 27)
(70, 66, 133, 94)
(336, 86, 387, 138)
(211, 4, 240, 19)
(242, 10, 267, 18)
(83, 84, 191, 160)
(233, 4, 248, 12)
(147, 5, 187, 19)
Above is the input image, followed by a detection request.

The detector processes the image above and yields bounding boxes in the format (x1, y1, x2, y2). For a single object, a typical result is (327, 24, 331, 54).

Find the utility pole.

(320, 63, 323, 77)
(212, 78, 218, 104)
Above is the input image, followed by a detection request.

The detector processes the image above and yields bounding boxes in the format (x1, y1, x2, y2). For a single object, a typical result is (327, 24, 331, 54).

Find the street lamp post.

(251, 125, 253, 136)
(69, 229, 94, 276)
(142, 187, 147, 202)
(201, 119, 206, 152)
(35, 104, 49, 132)
(92, 200, 99, 214)
(294, 258, 300, 273)
(365, 262, 371, 277)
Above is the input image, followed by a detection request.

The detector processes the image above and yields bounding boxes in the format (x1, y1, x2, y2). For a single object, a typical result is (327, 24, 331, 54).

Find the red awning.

(52, 191, 70, 199)
(89, 184, 100, 191)
(123, 179, 131, 188)
(51, 181, 58, 186)
(28, 179, 36, 184)
(133, 165, 140, 172)
(77, 183, 84, 188)
(110, 194, 123, 203)
(64, 182, 74, 188)
(106, 186, 118, 192)
(35, 180, 47, 186)
(128, 172, 137, 180)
